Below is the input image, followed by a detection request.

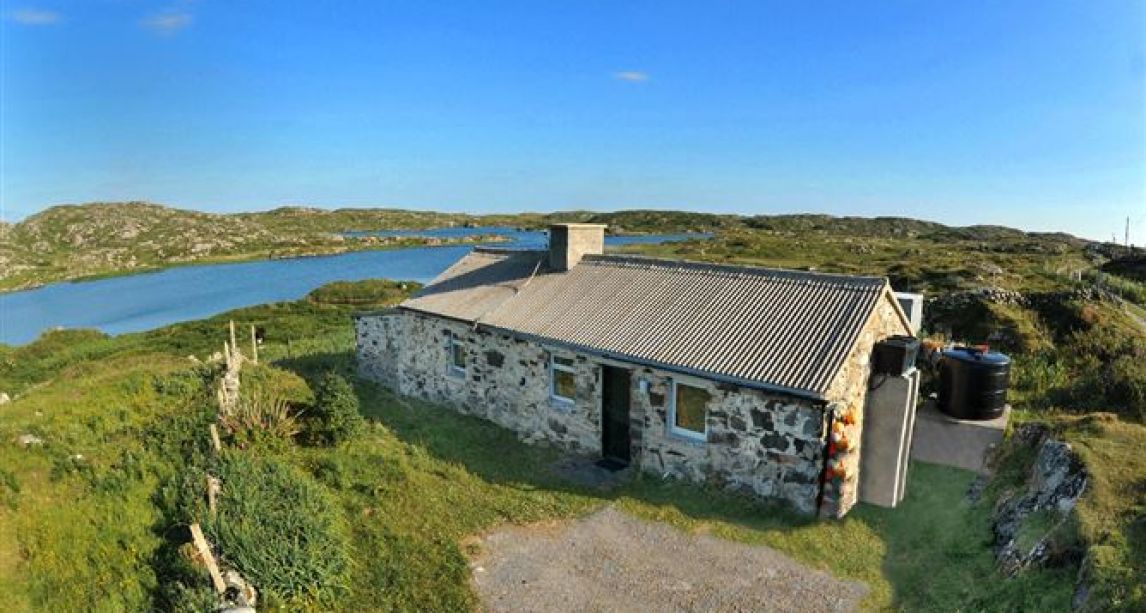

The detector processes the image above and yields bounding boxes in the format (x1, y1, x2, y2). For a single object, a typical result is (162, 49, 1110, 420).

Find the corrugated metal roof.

(399, 247, 893, 398)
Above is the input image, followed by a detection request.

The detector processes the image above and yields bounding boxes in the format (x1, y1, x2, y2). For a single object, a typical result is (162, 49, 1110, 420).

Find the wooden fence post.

(206, 475, 221, 518)
(229, 320, 238, 361)
(189, 523, 227, 594)
(208, 424, 222, 453)
(250, 325, 259, 365)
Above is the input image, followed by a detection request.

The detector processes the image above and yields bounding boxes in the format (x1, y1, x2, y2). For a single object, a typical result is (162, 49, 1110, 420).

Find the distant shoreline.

(0, 234, 509, 296)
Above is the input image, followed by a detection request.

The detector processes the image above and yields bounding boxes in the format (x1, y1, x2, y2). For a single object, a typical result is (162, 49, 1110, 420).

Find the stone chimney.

(548, 223, 606, 271)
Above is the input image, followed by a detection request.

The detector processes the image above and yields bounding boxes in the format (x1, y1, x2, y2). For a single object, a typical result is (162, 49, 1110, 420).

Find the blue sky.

(1, 1, 1143, 241)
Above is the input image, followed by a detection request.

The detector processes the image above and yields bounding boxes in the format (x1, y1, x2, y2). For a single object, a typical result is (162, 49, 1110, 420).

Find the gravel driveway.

(468, 506, 868, 612)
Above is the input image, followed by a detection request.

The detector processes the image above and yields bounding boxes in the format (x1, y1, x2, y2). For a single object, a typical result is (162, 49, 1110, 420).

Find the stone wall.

(355, 310, 834, 514)
(631, 370, 827, 514)
(355, 311, 602, 452)
(819, 291, 913, 517)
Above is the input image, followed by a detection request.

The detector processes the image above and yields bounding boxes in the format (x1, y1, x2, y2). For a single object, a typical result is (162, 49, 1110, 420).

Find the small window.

(550, 354, 576, 403)
(669, 381, 709, 441)
(448, 333, 465, 375)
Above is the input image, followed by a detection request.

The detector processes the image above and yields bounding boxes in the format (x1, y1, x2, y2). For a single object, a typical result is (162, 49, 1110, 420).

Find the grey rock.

(17, 434, 43, 447)
(750, 408, 773, 431)
(992, 425, 1087, 576)
(222, 569, 258, 608)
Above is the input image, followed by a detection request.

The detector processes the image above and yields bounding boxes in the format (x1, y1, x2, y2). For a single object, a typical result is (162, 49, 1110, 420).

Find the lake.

(0, 228, 701, 346)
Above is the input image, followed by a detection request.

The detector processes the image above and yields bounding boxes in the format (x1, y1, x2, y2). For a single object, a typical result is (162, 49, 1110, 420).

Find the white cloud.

(9, 8, 61, 25)
(141, 10, 193, 34)
(614, 71, 650, 83)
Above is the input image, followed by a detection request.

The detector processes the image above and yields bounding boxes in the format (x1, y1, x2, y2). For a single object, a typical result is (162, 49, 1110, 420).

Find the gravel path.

(468, 506, 868, 612)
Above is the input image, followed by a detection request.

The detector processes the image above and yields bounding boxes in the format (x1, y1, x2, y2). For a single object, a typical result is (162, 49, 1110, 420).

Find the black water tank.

(938, 347, 1011, 420)
(873, 335, 921, 376)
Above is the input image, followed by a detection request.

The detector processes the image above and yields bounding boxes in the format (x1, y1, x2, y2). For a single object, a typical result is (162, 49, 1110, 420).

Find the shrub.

(1105, 357, 1146, 423)
(220, 364, 312, 446)
(204, 453, 351, 604)
(306, 279, 422, 307)
(307, 372, 364, 444)
(220, 391, 302, 446)
(240, 363, 314, 406)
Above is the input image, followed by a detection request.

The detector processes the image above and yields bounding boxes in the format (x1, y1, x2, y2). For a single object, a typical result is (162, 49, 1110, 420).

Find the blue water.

(0, 229, 701, 345)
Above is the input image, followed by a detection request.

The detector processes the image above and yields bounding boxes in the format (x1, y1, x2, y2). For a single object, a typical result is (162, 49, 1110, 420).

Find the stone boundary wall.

(925, 286, 1119, 315)
(355, 310, 833, 514)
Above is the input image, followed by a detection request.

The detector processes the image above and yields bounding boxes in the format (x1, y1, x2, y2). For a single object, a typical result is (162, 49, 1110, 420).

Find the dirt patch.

(469, 506, 868, 612)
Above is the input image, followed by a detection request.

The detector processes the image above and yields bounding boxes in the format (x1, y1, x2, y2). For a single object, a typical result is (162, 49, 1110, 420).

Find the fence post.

(250, 325, 259, 365)
(189, 523, 227, 594)
(208, 424, 222, 453)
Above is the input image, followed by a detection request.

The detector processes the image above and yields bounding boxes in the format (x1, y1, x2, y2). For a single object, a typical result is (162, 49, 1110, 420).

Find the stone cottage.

(355, 224, 918, 517)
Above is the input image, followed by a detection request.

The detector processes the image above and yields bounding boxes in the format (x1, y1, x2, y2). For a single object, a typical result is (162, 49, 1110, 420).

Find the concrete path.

(468, 506, 868, 612)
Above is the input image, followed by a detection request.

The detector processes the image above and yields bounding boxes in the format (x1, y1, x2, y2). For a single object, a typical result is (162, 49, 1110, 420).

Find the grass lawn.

(0, 291, 1133, 611)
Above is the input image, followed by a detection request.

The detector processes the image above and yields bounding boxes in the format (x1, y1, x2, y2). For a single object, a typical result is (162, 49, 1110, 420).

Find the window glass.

(674, 383, 709, 435)
(450, 336, 465, 371)
(550, 353, 576, 401)
(553, 369, 576, 400)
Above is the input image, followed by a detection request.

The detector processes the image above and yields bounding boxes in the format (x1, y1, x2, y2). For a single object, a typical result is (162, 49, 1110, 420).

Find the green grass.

(1014, 509, 1060, 553)
(306, 279, 423, 308)
(0, 353, 193, 611)
(1058, 415, 1146, 611)
(204, 453, 352, 605)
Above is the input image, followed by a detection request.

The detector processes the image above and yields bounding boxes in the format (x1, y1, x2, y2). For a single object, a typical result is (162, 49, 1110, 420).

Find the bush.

(1105, 357, 1146, 422)
(204, 453, 351, 604)
(220, 364, 313, 447)
(241, 363, 314, 406)
(307, 372, 364, 445)
(221, 390, 302, 446)
(306, 279, 422, 307)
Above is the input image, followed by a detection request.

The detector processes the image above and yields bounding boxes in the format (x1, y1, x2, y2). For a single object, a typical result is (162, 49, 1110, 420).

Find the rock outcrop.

(992, 425, 1088, 576)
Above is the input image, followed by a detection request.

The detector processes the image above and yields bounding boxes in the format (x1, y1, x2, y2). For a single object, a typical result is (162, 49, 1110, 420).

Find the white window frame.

(447, 332, 466, 376)
(668, 379, 708, 442)
(549, 353, 577, 404)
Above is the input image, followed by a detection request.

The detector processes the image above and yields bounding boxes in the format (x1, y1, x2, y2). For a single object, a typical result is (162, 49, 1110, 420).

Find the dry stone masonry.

(358, 311, 829, 510)
(358, 296, 906, 516)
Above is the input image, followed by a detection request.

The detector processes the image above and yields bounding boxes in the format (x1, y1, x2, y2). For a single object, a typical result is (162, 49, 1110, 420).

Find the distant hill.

(3, 203, 285, 291)
(0, 202, 502, 291)
(0, 201, 1098, 292)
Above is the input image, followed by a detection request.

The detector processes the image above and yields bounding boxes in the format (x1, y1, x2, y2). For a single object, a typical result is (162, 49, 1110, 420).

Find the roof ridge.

(585, 253, 887, 285)
(472, 246, 546, 256)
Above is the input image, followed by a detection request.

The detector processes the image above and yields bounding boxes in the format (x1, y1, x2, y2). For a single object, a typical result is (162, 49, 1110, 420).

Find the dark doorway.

(601, 365, 632, 465)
